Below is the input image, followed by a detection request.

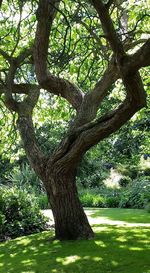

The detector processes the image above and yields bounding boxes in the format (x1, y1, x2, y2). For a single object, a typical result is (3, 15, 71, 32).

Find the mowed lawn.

(0, 209, 150, 273)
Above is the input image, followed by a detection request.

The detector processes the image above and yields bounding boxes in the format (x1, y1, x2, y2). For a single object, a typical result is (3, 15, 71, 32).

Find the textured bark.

(17, 114, 94, 240)
(45, 167, 94, 240)
(91, 0, 124, 55)
(0, 84, 39, 95)
(34, 0, 84, 111)
(17, 115, 47, 180)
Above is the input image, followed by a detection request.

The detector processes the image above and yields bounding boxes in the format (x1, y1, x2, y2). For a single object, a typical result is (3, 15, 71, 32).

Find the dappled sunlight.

(56, 255, 80, 265)
(111, 260, 118, 266)
(0, 223, 150, 273)
(15, 238, 32, 246)
(0, 210, 150, 273)
(85, 208, 150, 225)
(42, 208, 150, 229)
(116, 237, 127, 243)
(21, 260, 35, 265)
(129, 247, 145, 251)
(95, 240, 106, 248)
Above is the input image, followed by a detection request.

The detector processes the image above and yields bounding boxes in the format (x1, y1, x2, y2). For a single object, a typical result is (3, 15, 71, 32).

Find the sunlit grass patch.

(85, 208, 150, 224)
(0, 209, 150, 273)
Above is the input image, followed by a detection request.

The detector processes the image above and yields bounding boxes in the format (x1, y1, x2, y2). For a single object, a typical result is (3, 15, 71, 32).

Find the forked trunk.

(17, 115, 94, 240)
(45, 168, 94, 240)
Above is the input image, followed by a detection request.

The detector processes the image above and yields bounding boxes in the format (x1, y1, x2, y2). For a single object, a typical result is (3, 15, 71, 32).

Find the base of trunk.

(54, 216, 94, 241)
(53, 199, 94, 240)
(47, 169, 94, 240)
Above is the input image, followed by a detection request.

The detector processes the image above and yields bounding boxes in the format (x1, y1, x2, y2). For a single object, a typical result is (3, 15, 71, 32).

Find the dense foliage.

(80, 176, 150, 209)
(0, 186, 48, 241)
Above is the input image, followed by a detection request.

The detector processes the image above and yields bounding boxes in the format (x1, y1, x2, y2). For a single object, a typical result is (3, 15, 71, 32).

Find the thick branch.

(77, 98, 144, 154)
(50, 70, 146, 170)
(0, 49, 12, 62)
(49, 98, 137, 170)
(0, 83, 39, 95)
(74, 58, 118, 127)
(74, 34, 149, 127)
(2, 46, 37, 112)
(34, 0, 84, 111)
(17, 87, 40, 116)
(130, 38, 150, 70)
(124, 38, 148, 51)
(72, 0, 127, 127)
(5, 60, 19, 111)
(17, 115, 47, 180)
(58, 98, 145, 170)
(91, 0, 124, 56)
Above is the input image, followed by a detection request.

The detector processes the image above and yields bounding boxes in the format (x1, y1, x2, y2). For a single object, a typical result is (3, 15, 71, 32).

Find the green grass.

(85, 208, 150, 223)
(0, 209, 150, 273)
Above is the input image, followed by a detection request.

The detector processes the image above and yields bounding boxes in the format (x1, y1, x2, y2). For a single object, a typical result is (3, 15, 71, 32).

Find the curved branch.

(91, 0, 124, 56)
(49, 97, 138, 170)
(2, 46, 36, 112)
(50, 71, 146, 169)
(74, 58, 118, 127)
(73, 36, 149, 127)
(17, 115, 47, 180)
(130, 38, 150, 70)
(0, 83, 39, 95)
(4, 60, 20, 112)
(34, 0, 84, 111)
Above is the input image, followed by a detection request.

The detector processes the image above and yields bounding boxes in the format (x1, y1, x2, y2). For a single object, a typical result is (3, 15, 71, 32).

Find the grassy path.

(0, 208, 150, 273)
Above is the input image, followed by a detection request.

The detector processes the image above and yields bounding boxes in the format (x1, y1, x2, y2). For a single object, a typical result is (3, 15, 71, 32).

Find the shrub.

(119, 176, 131, 187)
(8, 164, 44, 195)
(145, 203, 150, 213)
(79, 176, 150, 209)
(79, 189, 107, 208)
(0, 213, 5, 236)
(118, 176, 150, 209)
(38, 194, 49, 209)
(92, 196, 106, 208)
(117, 164, 139, 179)
(0, 186, 48, 241)
(128, 166, 140, 179)
(143, 168, 150, 176)
(106, 196, 120, 208)
(77, 156, 109, 188)
(80, 192, 94, 207)
(119, 191, 131, 208)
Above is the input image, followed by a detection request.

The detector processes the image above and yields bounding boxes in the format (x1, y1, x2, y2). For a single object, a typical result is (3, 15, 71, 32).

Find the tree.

(0, 0, 150, 240)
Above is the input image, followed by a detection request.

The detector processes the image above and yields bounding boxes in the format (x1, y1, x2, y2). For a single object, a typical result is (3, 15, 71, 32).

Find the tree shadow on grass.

(85, 208, 150, 224)
(0, 225, 150, 273)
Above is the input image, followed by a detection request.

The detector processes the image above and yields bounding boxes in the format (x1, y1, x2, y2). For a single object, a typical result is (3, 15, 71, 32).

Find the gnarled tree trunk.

(45, 167, 94, 240)
(17, 115, 94, 240)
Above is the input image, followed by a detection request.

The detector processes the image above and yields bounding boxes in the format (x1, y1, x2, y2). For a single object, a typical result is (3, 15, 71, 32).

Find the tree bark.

(45, 167, 94, 240)
(17, 114, 94, 240)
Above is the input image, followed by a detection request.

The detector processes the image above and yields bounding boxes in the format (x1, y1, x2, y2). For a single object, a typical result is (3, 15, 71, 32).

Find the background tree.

(0, 0, 150, 240)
